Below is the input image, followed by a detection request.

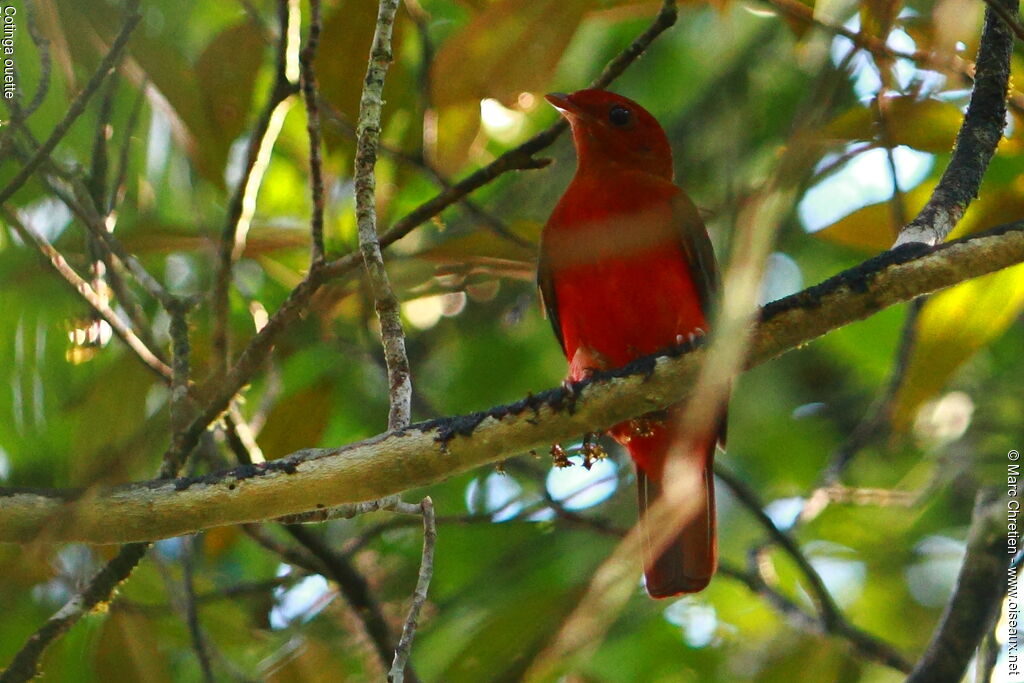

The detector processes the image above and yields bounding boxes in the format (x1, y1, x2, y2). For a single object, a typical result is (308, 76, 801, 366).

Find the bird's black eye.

(608, 105, 632, 127)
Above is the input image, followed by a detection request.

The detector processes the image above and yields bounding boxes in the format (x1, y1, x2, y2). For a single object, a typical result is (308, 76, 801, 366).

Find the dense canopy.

(0, 0, 1021, 681)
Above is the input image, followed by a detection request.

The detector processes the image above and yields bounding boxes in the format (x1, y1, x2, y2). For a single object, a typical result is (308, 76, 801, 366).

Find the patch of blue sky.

(800, 145, 934, 233)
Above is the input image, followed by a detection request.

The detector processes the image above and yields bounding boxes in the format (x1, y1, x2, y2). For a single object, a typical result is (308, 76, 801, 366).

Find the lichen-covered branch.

(354, 0, 412, 430)
(1, 223, 1021, 545)
(389, 497, 436, 683)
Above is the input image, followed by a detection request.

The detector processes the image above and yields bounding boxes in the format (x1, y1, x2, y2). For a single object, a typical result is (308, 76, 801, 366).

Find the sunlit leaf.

(814, 182, 1024, 253)
(431, 100, 484, 175)
(892, 263, 1024, 429)
(824, 96, 964, 153)
(812, 183, 931, 252)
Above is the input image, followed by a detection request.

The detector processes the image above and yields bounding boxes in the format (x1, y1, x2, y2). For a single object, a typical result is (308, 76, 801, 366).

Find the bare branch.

(300, 0, 326, 264)
(212, 0, 298, 375)
(1, 207, 172, 382)
(181, 537, 216, 683)
(355, 0, 413, 431)
(389, 497, 436, 683)
(906, 488, 1009, 682)
(2, 223, 1022, 544)
(895, 0, 1017, 246)
(0, 0, 141, 206)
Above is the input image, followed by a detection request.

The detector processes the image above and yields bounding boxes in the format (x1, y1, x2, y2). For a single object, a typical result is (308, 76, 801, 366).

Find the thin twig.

(389, 497, 436, 683)
(182, 537, 216, 683)
(720, 563, 911, 671)
(300, 0, 326, 263)
(719, 470, 913, 673)
(242, 524, 330, 576)
(715, 465, 842, 628)
(212, 0, 298, 376)
(0, 0, 50, 147)
(0, 0, 141, 206)
(1, 207, 172, 381)
(99, 82, 162, 354)
(323, 104, 531, 248)
(874, 94, 908, 231)
(283, 525, 419, 682)
(108, 80, 147, 213)
(355, 0, 413, 431)
(4, 130, 173, 306)
(818, 297, 925, 486)
(168, 301, 192, 423)
(0, 543, 151, 683)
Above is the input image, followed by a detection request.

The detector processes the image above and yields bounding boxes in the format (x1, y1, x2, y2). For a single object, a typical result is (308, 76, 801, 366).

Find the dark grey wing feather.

(536, 247, 566, 354)
(671, 191, 720, 319)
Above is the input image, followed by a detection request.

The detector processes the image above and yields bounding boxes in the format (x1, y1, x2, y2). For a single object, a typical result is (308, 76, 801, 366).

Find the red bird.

(538, 89, 724, 598)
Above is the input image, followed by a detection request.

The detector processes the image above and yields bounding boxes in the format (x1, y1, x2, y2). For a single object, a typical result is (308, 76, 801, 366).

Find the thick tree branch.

(1, 223, 1022, 544)
(895, 0, 1017, 246)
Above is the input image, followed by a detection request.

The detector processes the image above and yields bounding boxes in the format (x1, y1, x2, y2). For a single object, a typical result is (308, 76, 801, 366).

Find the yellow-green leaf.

(812, 183, 931, 252)
(893, 263, 1024, 430)
(824, 96, 963, 153)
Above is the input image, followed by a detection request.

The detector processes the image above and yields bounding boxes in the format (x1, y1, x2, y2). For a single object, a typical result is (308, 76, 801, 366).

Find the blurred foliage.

(1, 0, 1022, 680)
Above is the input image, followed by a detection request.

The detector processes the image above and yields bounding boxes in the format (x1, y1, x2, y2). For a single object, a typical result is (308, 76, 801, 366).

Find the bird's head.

(546, 89, 674, 180)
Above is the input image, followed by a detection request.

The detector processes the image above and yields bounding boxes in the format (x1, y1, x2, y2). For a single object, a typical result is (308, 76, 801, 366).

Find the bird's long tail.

(627, 424, 717, 598)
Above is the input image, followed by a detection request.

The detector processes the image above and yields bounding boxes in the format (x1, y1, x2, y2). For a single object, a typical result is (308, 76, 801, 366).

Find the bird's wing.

(536, 243, 566, 355)
(672, 190, 727, 446)
(671, 190, 720, 319)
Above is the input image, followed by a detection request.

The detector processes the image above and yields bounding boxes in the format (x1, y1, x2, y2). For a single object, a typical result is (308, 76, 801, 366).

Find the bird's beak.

(545, 92, 584, 119)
